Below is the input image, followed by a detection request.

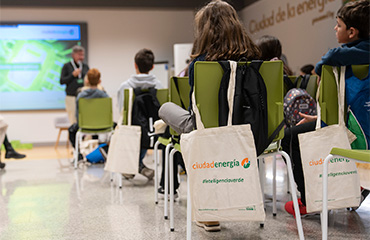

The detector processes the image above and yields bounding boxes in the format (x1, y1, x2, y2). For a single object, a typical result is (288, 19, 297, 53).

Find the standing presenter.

(60, 45, 89, 124)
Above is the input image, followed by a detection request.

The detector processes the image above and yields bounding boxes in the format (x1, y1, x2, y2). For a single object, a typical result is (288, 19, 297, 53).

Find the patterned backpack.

(283, 75, 317, 127)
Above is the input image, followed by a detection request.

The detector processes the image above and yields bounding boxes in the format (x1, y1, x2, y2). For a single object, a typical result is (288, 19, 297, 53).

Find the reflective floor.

(0, 147, 369, 240)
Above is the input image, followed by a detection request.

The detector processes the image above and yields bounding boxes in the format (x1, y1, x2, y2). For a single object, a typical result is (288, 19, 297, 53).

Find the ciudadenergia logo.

(192, 158, 251, 170)
(241, 158, 250, 169)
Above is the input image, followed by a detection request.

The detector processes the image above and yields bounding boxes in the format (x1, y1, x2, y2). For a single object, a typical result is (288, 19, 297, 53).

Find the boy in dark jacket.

(284, 0, 370, 217)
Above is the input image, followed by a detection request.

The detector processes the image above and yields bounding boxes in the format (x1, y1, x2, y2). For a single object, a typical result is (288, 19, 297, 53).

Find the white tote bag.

(181, 61, 265, 222)
(298, 66, 360, 213)
(104, 88, 141, 175)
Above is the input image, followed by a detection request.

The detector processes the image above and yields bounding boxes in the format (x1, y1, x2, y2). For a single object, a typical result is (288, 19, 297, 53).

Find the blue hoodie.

(315, 37, 370, 75)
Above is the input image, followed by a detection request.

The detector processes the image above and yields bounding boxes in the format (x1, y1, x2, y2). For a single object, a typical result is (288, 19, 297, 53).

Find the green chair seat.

(158, 137, 171, 146)
(330, 148, 370, 163)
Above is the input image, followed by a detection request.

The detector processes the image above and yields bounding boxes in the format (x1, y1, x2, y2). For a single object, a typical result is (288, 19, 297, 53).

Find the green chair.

(319, 64, 369, 125)
(161, 77, 189, 226)
(123, 88, 169, 125)
(319, 64, 369, 240)
(297, 75, 318, 99)
(194, 61, 286, 214)
(74, 97, 114, 169)
(322, 148, 370, 240)
(184, 61, 304, 240)
(123, 88, 171, 203)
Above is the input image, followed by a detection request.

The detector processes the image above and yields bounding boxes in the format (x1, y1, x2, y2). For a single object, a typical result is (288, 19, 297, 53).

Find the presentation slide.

(0, 23, 87, 111)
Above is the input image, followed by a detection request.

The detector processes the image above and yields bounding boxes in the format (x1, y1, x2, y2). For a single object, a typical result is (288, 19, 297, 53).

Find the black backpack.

(131, 88, 161, 149)
(218, 60, 282, 156)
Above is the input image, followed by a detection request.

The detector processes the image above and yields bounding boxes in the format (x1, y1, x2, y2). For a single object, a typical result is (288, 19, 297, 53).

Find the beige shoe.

(140, 167, 154, 180)
(122, 173, 135, 179)
(195, 221, 221, 232)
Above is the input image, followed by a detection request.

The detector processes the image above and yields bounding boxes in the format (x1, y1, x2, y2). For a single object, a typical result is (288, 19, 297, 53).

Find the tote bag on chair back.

(104, 88, 141, 175)
(181, 61, 265, 222)
(298, 66, 360, 213)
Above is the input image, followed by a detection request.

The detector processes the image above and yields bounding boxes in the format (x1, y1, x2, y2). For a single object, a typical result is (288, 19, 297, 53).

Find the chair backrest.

(78, 97, 113, 130)
(169, 77, 190, 135)
(296, 75, 318, 99)
(54, 116, 70, 128)
(122, 88, 169, 125)
(319, 64, 369, 125)
(286, 75, 318, 98)
(194, 61, 284, 141)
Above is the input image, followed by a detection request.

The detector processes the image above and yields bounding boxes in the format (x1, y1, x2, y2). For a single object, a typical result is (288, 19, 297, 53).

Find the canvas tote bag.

(104, 88, 141, 174)
(181, 61, 265, 222)
(298, 66, 360, 213)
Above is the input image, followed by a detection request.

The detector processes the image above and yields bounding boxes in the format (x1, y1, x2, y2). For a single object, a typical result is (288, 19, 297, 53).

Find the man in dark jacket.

(60, 45, 89, 124)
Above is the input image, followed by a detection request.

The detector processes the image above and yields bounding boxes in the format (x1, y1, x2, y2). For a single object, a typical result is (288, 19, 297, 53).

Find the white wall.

(0, 7, 194, 144)
(240, 0, 342, 74)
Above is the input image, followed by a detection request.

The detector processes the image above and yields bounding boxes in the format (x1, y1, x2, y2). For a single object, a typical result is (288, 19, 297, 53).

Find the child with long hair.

(158, 0, 260, 232)
(256, 35, 294, 75)
(159, 0, 260, 135)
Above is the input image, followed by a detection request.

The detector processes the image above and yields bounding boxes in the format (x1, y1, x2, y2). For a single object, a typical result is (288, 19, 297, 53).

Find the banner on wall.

(247, 0, 338, 34)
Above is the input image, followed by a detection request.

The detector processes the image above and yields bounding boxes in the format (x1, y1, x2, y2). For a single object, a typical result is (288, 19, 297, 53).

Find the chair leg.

(55, 129, 62, 149)
(259, 158, 266, 209)
(154, 141, 160, 204)
(118, 172, 122, 189)
(74, 131, 81, 169)
(74, 170, 81, 199)
(187, 175, 192, 240)
(322, 154, 332, 240)
(280, 150, 305, 240)
(164, 143, 173, 220)
(169, 148, 177, 232)
(287, 167, 290, 194)
(273, 155, 277, 216)
(66, 130, 70, 149)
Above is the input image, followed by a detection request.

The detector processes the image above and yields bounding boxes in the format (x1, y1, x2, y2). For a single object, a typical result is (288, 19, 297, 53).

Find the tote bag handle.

(127, 88, 134, 126)
(316, 66, 346, 130)
(192, 61, 238, 130)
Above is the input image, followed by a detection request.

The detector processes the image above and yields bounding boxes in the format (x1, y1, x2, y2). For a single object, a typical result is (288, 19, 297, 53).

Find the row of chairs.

(72, 62, 369, 240)
(156, 61, 305, 239)
(158, 62, 369, 240)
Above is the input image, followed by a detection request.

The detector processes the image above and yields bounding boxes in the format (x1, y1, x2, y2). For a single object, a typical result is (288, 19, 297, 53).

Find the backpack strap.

(249, 60, 264, 70)
(218, 61, 232, 126)
(173, 77, 186, 109)
(299, 74, 310, 90)
(284, 75, 296, 91)
(133, 87, 142, 96)
(267, 120, 285, 145)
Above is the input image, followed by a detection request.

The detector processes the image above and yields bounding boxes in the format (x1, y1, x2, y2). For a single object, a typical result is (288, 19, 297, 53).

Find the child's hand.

(296, 112, 317, 126)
